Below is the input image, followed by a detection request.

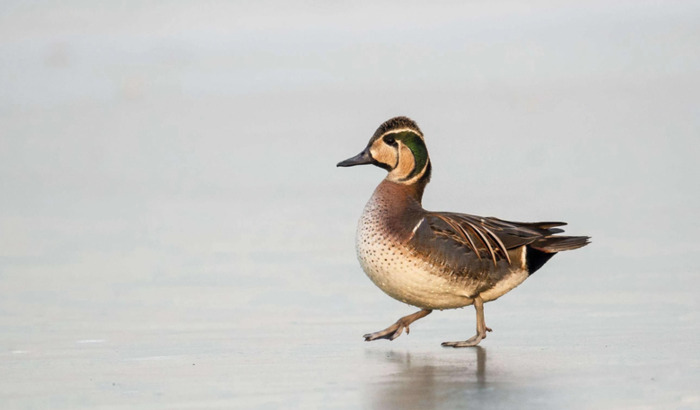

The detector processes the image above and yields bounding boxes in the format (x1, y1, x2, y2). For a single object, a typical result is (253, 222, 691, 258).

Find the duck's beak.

(337, 149, 374, 167)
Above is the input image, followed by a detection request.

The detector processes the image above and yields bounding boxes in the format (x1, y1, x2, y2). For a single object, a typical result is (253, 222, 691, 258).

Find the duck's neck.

(390, 160, 431, 204)
(378, 166, 430, 207)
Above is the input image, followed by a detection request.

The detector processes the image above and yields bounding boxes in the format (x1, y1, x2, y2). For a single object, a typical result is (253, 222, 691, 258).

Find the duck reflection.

(364, 347, 488, 409)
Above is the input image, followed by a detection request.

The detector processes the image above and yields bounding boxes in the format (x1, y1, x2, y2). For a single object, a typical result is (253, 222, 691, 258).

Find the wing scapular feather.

(425, 212, 588, 266)
(428, 213, 511, 266)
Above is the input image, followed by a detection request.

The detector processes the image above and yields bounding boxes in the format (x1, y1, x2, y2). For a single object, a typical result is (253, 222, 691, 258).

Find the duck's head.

(337, 116, 431, 186)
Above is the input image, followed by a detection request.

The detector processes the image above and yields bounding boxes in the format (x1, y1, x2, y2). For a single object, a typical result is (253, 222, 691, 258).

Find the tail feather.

(512, 221, 568, 229)
(531, 236, 591, 253)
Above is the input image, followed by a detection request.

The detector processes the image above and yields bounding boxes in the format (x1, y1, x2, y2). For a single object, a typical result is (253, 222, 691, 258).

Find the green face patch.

(387, 131, 429, 181)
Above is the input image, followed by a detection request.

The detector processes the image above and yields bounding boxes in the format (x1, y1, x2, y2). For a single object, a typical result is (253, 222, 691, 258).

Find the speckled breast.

(355, 195, 476, 310)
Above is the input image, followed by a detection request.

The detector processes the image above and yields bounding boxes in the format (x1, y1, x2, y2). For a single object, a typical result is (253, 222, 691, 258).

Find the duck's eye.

(384, 136, 396, 146)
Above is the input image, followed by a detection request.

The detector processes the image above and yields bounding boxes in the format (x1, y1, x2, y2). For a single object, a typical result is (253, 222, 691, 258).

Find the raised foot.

(363, 323, 406, 341)
(363, 309, 432, 342)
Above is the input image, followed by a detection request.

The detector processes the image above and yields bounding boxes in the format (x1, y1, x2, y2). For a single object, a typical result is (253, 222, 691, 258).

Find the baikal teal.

(337, 116, 590, 347)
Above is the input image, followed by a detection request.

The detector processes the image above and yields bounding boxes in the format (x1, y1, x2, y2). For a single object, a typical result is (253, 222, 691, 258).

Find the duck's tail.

(531, 235, 591, 253)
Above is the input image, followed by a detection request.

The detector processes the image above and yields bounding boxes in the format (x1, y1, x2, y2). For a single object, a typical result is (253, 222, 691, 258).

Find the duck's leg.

(364, 309, 432, 341)
(442, 296, 491, 348)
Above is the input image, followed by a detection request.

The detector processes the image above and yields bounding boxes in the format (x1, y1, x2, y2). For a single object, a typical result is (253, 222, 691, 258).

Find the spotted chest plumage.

(356, 192, 478, 310)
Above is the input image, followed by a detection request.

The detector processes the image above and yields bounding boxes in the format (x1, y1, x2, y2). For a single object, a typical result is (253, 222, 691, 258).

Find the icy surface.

(1, 1, 699, 408)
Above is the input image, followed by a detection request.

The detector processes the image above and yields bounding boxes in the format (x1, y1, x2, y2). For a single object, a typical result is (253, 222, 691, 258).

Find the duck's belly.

(358, 252, 474, 309)
(356, 228, 476, 310)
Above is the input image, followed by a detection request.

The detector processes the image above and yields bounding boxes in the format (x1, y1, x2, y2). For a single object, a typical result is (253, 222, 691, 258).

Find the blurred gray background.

(1, 1, 699, 409)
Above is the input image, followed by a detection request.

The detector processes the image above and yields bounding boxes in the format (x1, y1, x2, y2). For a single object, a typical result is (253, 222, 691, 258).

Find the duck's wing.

(414, 212, 571, 267)
(480, 216, 590, 253)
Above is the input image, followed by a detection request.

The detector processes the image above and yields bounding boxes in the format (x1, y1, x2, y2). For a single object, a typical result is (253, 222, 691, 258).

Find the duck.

(337, 116, 589, 347)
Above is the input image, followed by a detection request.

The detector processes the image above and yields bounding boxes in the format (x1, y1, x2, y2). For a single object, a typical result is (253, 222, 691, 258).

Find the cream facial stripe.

(379, 128, 424, 140)
(393, 143, 415, 180)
